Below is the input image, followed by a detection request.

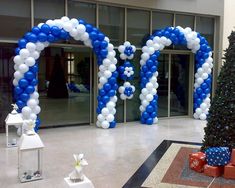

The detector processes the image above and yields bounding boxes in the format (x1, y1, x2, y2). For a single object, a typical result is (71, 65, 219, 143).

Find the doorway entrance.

(157, 51, 193, 118)
(38, 45, 94, 127)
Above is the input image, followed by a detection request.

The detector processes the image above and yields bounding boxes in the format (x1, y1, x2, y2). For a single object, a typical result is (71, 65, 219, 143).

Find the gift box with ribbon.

(205, 147, 231, 166)
(189, 152, 206, 172)
(204, 164, 224, 177)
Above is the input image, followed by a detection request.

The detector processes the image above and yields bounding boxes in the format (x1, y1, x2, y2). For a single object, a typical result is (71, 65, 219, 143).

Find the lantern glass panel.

(7, 125, 20, 147)
(19, 149, 42, 182)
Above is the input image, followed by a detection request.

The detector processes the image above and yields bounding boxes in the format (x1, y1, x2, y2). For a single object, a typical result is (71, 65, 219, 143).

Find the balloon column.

(118, 42, 136, 100)
(13, 17, 118, 130)
(139, 26, 213, 125)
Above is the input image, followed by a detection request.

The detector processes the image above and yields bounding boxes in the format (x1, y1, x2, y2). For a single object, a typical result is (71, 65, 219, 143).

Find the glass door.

(170, 54, 190, 116)
(38, 46, 92, 127)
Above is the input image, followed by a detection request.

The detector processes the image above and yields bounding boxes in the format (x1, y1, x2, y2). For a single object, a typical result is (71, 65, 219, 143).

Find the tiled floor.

(0, 118, 206, 188)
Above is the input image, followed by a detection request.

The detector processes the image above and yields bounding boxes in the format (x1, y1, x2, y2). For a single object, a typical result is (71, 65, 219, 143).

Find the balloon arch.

(12, 17, 213, 130)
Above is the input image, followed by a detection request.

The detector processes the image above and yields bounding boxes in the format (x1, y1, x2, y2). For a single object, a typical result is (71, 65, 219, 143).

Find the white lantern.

(18, 129, 44, 183)
(5, 104, 23, 147)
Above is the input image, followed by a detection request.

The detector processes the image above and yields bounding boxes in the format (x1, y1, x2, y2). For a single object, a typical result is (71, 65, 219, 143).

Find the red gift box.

(224, 163, 235, 179)
(189, 152, 206, 173)
(204, 164, 224, 177)
(231, 149, 235, 166)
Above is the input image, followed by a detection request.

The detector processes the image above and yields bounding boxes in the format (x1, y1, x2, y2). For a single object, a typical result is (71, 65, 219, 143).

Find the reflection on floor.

(0, 118, 206, 188)
(39, 92, 90, 126)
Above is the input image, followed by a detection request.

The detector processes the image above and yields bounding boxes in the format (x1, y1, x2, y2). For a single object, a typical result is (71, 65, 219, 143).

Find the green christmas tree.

(202, 31, 235, 151)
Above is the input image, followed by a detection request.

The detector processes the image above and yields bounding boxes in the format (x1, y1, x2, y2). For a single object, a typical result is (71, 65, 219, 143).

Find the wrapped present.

(204, 164, 224, 177)
(189, 152, 206, 172)
(205, 147, 231, 166)
(231, 149, 235, 166)
(224, 163, 235, 179)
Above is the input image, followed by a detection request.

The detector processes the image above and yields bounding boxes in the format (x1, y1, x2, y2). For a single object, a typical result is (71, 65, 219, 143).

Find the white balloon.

(196, 78, 204, 85)
(196, 108, 202, 115)
(30, 113, 37, 121)
(120, 94, 126, 100)
(124, 41, 131, 46)
(19, 64, 29, 74)
(97, 114, 105, 122)
(107, 101, 115, 110)
(103, 59, 111, 66)
(142, 100, 149, 107)
(61, 16, 70, 22)
(25, 57, 36, 67)
(202, 63, 209, 71)
(99, 77, 107, 84)
(70, 28, 79, 37)
(146, 40, 154, 47)
(106, 114, 114, 122)
(63, 22, 73, 32)
(124, 82, 131, 87)
(13, 79, 18, 86)
(31, 92, 39, 99)
(70, 18, 79, 27)
(14, 71, 23, 80)
(27, 99, 37, 108)
(31, 51, 40, 59)
(14, 55, 23, 65)
(33, 106, 41, 114)
(200, 103, 207, 110)
(35, 42, 45, 51)
(197, 68, 203, 75)
(101, 108, 109, 116)
(151, 89, 157, 95)
(20, 49, 30, 59)
(26, 42, 36, 52)
(118, 86, 125, 93)
(46, 19, 55, 27)
(146, 83, 153, 90)
(81, 33, 89, 41)
(148, 47, 155, 54)
(108, 44, 114, 51)
(202, 73, 208, 79)
(104, 70, 112, 78)
(110, 96, 117, 103)
(101, 121, 109, 129)
(146, 94, 153, 101)
(204, 98, 210, 104)
(118, 45, 125, 53)
(141, 53, 150, 61)
(14, 64, 19, 71)
(77, 24, 86, 34)
(109, 64, 116, 72)
(193, 113, 199, 119)
(139, 105, 144, 112)
(120, 53, 126, 60)
(199, 113, 207, 120)
(154, 117, 158, 124)
(110, 108, 116, 115)
(96, 120, 101, 128)
(22, 107, 32, 118)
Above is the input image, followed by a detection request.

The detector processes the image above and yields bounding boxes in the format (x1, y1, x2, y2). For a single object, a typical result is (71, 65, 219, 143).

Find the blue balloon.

(98, 101, 105, 108)
(108, 77, 116, 85)
(18, 39, 27, 48)
(99, 89, 106, 96)
(205, 88, 210, 94)
(104, 83, 111, 91)
(38, 32, 47, 42)
(30, 78, 38, 86)
(47, 34, 56, 42)
(85, 24, 93, 33)
(142, 111, 149, 119)
(32, 26, 41, 34)
(196, 98, 202, 105)
(51, 26, 61, 36)
(151, 66, 157, 73)
(112, 71, 119, 78)
(146, 71, 153, 78)
(20, 93, 30, 102)
(109, 121, 116, 128)
(200, 93, 206, 100)
(19, 79, 29, 88)
(193, 93, 199, 99)
(141, 117, 146, 124)
(146, 117, 153, 125)
(146, 60, 153, 68)
(79, 19, 86, 25)
(89, 31, 97, 40)
(205, 78, 211, 85)
(146, 105, 154, 113)
(100, 49, 108, 58)
(151, 111, 157, 118)
(15, 86, 23, 95)
(193, 103, 198, 110)
(93, 40, 100, 48)
(15, 47, 20, 55)
(196, 87, 203, 95)
(203, 53, 209, 59)
(201, 83, 208, 90)
(112, 83, 118, 90)
(25, 85, 35, 94)
(29, 65, 38, 73)
(102, 96, 109, 104)
(108, 90, 115, 97)
(96, 107, 101, 114)
(100, 41, 108, 48)
(16, 100, 25, 108)
(25, 71, 35, 81)
(60, 29, 69, 39)
(24, 32, 32, 41)
(98, 33, 105, 41)
(28, 34, 37, 43)
(41, 24, 50, 34)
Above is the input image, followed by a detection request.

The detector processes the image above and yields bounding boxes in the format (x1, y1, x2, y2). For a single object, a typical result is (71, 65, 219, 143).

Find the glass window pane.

(196, 17, 214, 49)
(170, 54, 189, 116)
(34, 0, 65, 25)
(0, 43, 16, 132)
(152, 12, 173, 32)
(0, 0, 31, 40)
(99, 5, 124, 46)
(38, 47, 92, 126)
(157, 54, 169, 117)
(68, 1, 96, 25)
(127, 9, 150, 47)
(175, 14, 195, 50)
(175, 14, 194, 29)
(126, 50, 141, 122)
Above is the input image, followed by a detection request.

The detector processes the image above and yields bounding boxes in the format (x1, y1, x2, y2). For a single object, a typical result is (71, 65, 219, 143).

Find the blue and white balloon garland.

(139, 26, 213, 125)
(13, 17, 118, 130)
(118, 42, 136, 100)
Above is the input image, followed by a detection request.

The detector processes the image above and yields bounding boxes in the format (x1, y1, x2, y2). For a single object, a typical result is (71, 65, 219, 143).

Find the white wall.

(98, 0, 224, 16)
(223, 0, 235, 52)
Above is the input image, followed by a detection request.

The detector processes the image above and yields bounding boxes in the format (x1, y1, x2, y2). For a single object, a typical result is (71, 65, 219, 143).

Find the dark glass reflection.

(170, 54, 189, 116)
